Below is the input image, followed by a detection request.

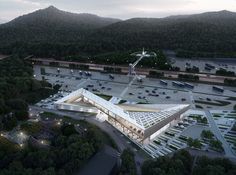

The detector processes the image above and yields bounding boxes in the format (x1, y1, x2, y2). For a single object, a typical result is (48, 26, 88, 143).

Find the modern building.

(55, 88, 190, 145)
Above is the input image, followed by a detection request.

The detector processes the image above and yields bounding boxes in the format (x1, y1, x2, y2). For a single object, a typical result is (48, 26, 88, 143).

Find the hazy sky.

(1, 0, 236, 22)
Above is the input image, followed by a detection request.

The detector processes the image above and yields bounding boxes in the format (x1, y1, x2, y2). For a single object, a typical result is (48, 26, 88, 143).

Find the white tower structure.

(128, 48, 156, 76)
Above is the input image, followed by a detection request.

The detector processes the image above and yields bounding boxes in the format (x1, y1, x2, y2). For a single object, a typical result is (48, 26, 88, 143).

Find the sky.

(1, 0, 236, 22)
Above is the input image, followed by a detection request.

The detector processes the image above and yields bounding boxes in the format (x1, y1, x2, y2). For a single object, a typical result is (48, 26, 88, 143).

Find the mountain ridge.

(1, 6, 236, 57)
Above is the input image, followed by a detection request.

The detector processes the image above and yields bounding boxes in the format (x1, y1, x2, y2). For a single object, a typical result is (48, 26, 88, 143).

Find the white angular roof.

(55, 88, 189, 130)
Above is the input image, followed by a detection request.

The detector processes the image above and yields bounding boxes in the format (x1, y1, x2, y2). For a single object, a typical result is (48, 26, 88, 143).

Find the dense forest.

(0, 56, 59, 131)
(65, 50, 172, 70)
(120, 149, 137, 175)
(0, 55, 117, 174)
(0, 122, 103, 174)
(1, 7, 236, 58)
(142, 150, 236, 175)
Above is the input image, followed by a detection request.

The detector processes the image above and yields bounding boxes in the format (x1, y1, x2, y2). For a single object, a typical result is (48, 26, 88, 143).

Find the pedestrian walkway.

(119, 76, 137, 98)
(205, 110, 235, 158)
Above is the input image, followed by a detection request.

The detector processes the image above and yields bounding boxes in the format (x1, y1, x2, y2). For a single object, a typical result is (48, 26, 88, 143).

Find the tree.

(15, 110, 29, 121)
(201, 130, 214, 140)
(6, 99, 28, 111)
(0, 98, 7, 114)
(142, 150, 236, 175)
(61, 125, 76, 136)
(40, 68, 46, 75)
(2, 115, 17, 131)
(187, 138, 202, 149)
(201, 117, 208, 124)
(192, 156, 235, 175)
(232, 123, 236, 131)
(142, 150, 192, 175)
(120, 149, 137, 175)
(210, 140, 223, 151)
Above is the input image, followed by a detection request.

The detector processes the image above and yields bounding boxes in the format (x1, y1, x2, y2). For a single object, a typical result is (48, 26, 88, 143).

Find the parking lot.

(144, 110, 210, 157)
(170, 57, 236, 74)
(33, 65, 236, 110)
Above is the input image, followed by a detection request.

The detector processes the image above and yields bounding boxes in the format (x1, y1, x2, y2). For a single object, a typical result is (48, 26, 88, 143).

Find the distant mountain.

(0, 7, 236, 57)
(0, 6, 121, 44)
(85, 10, 236, 55)
(7, 6, 121, 29)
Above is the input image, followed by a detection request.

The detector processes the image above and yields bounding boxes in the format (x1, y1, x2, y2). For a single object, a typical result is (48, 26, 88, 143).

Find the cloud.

(1, 0, 236, 21)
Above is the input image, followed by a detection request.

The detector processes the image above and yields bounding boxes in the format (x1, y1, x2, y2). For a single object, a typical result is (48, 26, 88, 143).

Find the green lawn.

(195, 105, 203, 109)
(0, 136, 19, 153)
(118, 99, 127, 104)
(95, 93, 112, 101)
(195, 100, 231, 106)
(213, 114, 222, 118)
(40, 112, 58, 119)
(227, 97, 236, 101)
(20, 122, 42, 135)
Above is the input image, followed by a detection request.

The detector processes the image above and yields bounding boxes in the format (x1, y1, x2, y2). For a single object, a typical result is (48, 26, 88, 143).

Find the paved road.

(205, 110, 235, 158)
(32, 58, 236, 84)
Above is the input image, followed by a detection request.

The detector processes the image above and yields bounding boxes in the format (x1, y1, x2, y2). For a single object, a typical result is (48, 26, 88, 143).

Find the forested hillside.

(1, 7, 236, 58)
(0, 56, 59, 131)
(87, 10, 236, 57)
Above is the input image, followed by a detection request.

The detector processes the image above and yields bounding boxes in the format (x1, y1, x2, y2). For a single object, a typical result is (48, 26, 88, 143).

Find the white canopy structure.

(55, 88, 190, 143)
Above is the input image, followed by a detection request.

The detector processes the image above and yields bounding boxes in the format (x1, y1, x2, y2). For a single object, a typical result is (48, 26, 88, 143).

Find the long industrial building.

(55, 88, 190, 145)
